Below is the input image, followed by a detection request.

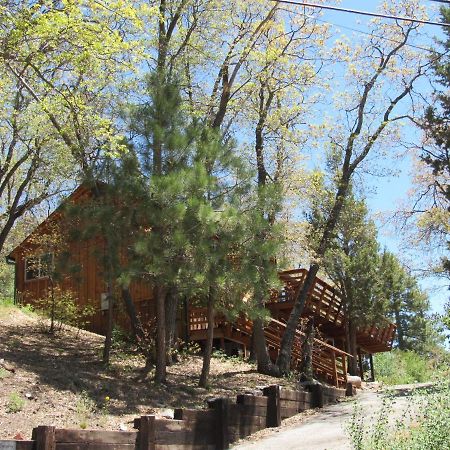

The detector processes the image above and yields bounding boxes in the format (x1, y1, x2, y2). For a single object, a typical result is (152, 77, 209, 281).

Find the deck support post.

(358, 351, 364, 381)
(369, 353, 375, 382)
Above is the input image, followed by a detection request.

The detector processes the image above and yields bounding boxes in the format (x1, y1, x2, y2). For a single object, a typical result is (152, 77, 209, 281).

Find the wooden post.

(138, 415, 156, 450)
(311, 383, 324, 408)
(369, 353, 375, 382)
(32, 426, 55, 450)
(331, 351, 338, 387)
(358, 352, 364, 381)
(210, 398, 230, 449)
(263, 385, 281, 428)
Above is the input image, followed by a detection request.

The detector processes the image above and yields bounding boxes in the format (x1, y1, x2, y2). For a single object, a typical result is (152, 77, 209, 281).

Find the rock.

(0, 358, 16, 373)
(13, 433, 24, 440)
(119, 423, 128, 431)
(347, 375, 362, 389)
(158, 408, 174, 419)
(25, 392, 34, 400)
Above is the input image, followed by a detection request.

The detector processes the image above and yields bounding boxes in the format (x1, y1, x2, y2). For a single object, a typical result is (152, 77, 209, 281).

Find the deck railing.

(188, 309, 350, 388)
(269, 269, 344, 326)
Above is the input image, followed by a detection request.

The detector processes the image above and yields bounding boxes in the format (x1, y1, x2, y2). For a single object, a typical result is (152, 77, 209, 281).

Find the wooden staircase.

(268, 269, 344, 326)
(188, 309, 350, 388)
(268, 269, 396, 353)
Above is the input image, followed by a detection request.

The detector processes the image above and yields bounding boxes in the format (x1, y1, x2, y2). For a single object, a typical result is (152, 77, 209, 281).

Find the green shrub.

(75, 391, 95, 429)
(6, 392, 25, 413)
(34, 287, 95, 333)
(374, 350, 432, 385)
(347, 382, 450, 450)
(0, 368, 11, 379)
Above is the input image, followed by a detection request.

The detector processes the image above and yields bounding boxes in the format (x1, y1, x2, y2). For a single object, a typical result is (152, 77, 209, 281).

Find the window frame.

(24, 253, 54, 281)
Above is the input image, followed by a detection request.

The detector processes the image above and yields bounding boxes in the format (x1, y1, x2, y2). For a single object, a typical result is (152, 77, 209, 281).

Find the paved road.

(232, 386, 415, 450)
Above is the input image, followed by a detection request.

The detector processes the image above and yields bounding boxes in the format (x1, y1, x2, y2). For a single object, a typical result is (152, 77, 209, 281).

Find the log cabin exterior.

(7, 185, 396, 387)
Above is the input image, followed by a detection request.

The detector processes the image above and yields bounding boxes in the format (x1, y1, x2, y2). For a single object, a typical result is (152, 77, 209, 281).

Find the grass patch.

(0, 297, 15, 318)
(0, 368, 12, 379)
(6, 392, 25, 413)
(0, 297, 35, 319)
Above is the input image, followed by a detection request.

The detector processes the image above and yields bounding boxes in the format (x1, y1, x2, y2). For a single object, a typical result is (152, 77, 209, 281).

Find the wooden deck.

(188, 268, 396, 387)
(189, 308, 350, 388)
(267, 269, 396, 354)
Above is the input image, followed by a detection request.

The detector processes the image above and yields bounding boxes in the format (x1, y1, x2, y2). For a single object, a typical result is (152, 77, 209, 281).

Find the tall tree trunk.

(300, 317, 315, 382)
(199, 290, 215, 388)
(277, 177, 351, 375)
(277, 263, 320, 374)
(344, 316, 351, 374)
(121, 287, 154, 370)
(253, 317, 280, 376)
(394, 309, 405, 350)
(49, 278, 55, 334)
(155, 284, 167, 383)
(102, 280, 114, 365)
(165, 288, 179, 365)
(348, 319, 358, 376)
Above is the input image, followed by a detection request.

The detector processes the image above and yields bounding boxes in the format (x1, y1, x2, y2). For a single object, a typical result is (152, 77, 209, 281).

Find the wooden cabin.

(7, 185, 396, 388)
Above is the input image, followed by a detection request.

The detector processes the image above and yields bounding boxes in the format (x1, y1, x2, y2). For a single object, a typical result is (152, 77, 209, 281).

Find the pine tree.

(421, 7, 450, 273)
(319, 195, 388, 375)
(379, 251, 430, 353)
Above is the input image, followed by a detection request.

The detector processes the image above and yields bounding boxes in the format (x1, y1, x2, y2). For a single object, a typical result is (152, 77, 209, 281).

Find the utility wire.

(297, 11, 436, 54)
(269, 0, 450, 27)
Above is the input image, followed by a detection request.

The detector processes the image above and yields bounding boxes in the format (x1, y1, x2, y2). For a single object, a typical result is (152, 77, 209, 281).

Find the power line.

(297, 11, 436, 54)
(269, 0, 450, 27)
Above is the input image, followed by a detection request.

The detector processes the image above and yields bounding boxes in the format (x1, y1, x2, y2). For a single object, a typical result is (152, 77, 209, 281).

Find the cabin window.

(25, 253, 54, 281)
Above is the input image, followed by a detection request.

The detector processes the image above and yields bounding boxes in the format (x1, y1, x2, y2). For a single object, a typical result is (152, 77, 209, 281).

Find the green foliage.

(111, 326, 133, 352)
(211, 349, 244, 364)
(0, 368, 11, 379)
(379, 252, 430, 353)
(441, 300, 450, 344)
(374, 350, 439, 385)
(347, 382, 450, 450)
(0, 261, 14, 299)
(178, 341, 202, 359)
(34, 287, 95, 333)
(75, 392, 95, 430)
(6, 392, 25, 413)
(319, 192, 387, 327)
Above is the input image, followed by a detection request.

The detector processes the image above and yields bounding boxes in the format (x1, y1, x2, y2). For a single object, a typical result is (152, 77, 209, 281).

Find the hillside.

(0, 303, 297, 439)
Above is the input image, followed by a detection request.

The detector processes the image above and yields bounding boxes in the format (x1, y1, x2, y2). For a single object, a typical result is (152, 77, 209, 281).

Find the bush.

(347, 382, 450, 450)
(6, 392, 25, 413)
(374, 350, 432, 385)
(34, 287, 95, 333)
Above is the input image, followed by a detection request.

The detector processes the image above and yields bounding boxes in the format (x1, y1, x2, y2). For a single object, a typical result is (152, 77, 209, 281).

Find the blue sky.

(314, 0, 449, 313)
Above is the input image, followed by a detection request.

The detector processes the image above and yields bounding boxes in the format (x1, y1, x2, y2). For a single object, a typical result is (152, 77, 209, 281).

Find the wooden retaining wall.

(0, 384, 347, 450)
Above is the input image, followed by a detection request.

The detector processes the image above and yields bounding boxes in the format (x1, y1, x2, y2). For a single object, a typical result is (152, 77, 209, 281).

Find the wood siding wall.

(14, 237, 154, 336)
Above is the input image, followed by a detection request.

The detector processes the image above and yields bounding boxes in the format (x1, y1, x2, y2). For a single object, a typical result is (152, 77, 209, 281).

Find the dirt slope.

(0, 305, 295, 439)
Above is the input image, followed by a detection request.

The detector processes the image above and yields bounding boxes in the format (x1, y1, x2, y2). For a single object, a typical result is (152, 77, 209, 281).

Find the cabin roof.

(7, 183, 95, 260)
